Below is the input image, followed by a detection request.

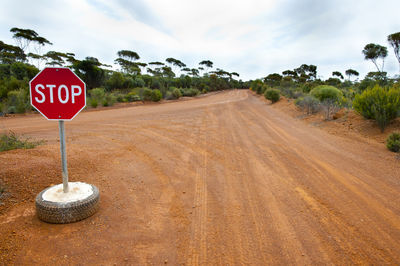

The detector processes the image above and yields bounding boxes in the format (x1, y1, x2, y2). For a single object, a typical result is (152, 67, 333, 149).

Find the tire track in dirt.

(235, 97, 400, 263)
(187, 107, 209, 265)
(226, 102, 313, 264)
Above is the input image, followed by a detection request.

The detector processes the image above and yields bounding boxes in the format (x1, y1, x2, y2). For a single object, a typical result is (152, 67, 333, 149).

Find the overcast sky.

(1, 0, 400, 80)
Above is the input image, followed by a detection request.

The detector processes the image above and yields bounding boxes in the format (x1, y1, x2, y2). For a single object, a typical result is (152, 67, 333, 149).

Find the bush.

(387, 132, 400, 152)
(0, 131, 43, 152)
(183, 88, 200, 97)
(172, 87, 182, 99)
(142, 88, 153, 101)
(90, 88, 105, 100)
(151, 89, 162, 102)
(310, 85, 342, 102)
(125, 91, 139, 102)
(295, 96, 320, 114)
(89, 98, 98, 108)
(311, 85, 343, 120)
(102, 94, 116, 107)
(164, 91, 173, 100)
(114, 92, 125, 102)
(257, 84, 268, 95)
(353, 85, 400, 132)
(6, 89, 29, 113)
(264, 89, 280, 103)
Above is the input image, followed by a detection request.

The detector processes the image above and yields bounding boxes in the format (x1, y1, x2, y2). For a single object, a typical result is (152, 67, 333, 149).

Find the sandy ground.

(0, 90, 400, 265)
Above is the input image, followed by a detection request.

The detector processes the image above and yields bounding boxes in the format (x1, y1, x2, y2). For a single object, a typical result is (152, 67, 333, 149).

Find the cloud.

(0, 0, 400, 80)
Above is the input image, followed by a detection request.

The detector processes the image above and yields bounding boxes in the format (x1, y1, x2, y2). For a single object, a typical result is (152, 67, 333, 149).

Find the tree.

(388, 32, 400, 73)
(332, 71, 344, 79)
(190, 68, 199, 77)
(264, 73, 282, 87)
(10, 28, 52, 67)
(294, 64, 317, 82)
(43, 51, 67, 66)
(362, 43, 388, 72)
(115, 50, 141, 74)
(282, 70, 298, 81)
(73, 57, 105, 89)
(345, 69, 359, 81)
(0, 40, 26, 63)
(165, 57, 186, 76)
(199, 60, 213, 74)
(231, 72, 239, 78)
(10, 27, 39, 52)
(366, 71, 387, 81)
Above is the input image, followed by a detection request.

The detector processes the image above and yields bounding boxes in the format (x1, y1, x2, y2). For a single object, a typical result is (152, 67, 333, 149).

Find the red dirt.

(1, 90, 400, 265)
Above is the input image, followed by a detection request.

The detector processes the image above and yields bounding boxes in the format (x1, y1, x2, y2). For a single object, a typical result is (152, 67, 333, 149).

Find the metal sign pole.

(59, 120, 69, 193)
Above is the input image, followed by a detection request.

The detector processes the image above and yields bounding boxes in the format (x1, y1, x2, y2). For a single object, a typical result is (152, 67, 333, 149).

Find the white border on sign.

(29, 67, 87, 121)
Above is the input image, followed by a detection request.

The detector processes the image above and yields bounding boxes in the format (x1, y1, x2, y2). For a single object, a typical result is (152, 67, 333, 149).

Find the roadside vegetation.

(387, 132, 400, 153)
(0, 27, 248, 115)
(1, 27, 399, 152)
(251, 31, 400, 138)
(0, 131, 43, 152)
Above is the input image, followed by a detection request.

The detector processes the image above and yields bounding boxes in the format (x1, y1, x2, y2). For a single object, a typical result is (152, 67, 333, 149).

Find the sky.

(1, 0, 400, 81)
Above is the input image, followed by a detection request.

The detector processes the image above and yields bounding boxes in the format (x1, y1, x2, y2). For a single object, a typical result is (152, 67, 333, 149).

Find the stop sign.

(29, 67, 86, 120)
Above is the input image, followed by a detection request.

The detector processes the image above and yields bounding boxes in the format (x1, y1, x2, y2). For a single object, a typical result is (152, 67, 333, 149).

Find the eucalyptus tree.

(332, 71, 344, 79)
(10, 27, 52, 67)
(10, 28, 51, 52)
(294, 64, 317, 81)
(264, 73, 282, 87)
(115, 50, 141, 74)
(388, 32, 400, 73)
(345, 69, 359, 81)
(73, 57, 105, 89)
(0, 40, 26, 63)
(165, 57, 186, 77)
(43, 51, 66, 66)
(199, 60, 213, 74)
(362, 43, 388, 72)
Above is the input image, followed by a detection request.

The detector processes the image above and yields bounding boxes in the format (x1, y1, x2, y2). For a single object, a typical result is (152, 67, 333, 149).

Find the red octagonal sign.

(29, 67, 86, 120)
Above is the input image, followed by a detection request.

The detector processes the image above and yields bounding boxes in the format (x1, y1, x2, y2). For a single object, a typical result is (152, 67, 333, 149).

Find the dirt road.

(1, 90, 400, 264)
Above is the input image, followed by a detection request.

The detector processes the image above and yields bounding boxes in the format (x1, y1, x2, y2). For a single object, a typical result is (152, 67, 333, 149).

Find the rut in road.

(1, 90, 400, 265)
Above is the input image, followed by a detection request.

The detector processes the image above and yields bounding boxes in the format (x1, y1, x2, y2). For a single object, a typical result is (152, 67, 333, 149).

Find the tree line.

(0, 27, 248, 114)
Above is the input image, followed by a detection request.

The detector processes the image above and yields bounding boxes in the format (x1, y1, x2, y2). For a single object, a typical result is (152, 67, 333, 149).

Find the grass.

(0, 131, 44, 152)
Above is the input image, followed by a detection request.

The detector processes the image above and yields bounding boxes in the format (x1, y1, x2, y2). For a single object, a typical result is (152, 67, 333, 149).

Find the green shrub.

(89, 98, 98, 108)
(182, 88, 200, 97)
(257, 84, 268, 95)
(311, 85, 343, 120)
(89, 88, 105, 107)
(0, 131, 43, 152)
(353, 85, 400, 132)
(134, 77, 145, 88)
(142, 88, 153, 101)
(151, 89, 162, 102)
(301, 83, 313, 93)
(0, 102, 4, 115)
(90, 87, 105, 99)
(310, 85, 343, 102)
(165, 91, 173, 100)
(264, 89, 280, 103)
(172, 87, 182, 99)
(114, 92, 125, 103)
(125, 91, 139, 102)
(295, 96, 320, 114)
(102, 94, 116, 107)
(386, 132, 400, 152)
(6, 89, 29, 113)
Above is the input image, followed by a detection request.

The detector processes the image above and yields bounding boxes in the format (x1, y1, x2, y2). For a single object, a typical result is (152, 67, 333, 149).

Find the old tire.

(35, 184, 100, 224)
